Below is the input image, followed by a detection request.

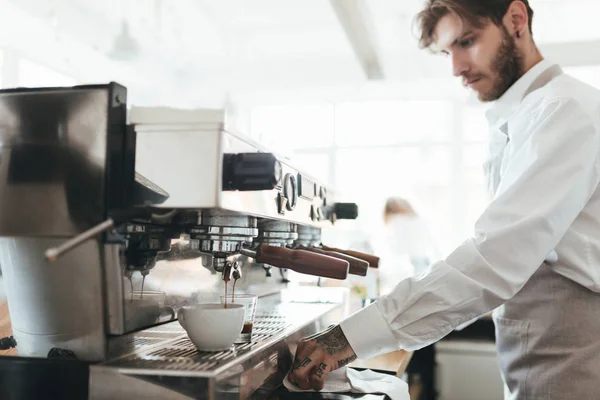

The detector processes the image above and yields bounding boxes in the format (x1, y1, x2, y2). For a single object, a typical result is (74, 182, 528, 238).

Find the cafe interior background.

(0, 1, 599, 399)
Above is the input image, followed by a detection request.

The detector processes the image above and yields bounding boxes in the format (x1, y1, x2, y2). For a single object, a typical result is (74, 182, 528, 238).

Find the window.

(250, 100, 490, 256)
(461, 143, 489, 238)
(335, 146, 451, 200)
(462, 104, 490, 142)
(335, 101, 453, 146)
(463, 143, 487, 186)
(288, 152, 330, 183)
(459, 106, 490, 241)
(0, 50, 3, 88)
(251, 104, 334, 155)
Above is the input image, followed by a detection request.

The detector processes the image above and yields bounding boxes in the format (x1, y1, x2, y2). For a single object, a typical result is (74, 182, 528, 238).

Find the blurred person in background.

(343, 197, 440, 303)
(381, 197, 439, 400)
(379, 197, 440, 295)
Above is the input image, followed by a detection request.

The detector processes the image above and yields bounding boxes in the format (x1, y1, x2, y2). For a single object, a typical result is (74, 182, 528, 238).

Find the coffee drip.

(223, 275, 238, 308)
(221, 268, 253, 335)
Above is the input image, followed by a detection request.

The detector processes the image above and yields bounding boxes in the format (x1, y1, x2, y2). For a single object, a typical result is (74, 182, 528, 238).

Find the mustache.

(461, 73, 484, 85)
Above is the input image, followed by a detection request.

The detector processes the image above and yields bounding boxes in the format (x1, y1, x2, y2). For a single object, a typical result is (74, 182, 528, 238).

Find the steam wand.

(45, 219, 115, 262)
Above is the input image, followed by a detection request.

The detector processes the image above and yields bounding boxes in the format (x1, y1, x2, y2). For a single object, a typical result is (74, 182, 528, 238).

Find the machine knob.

(334, 203, 359, 219)
(223, 153, 282, 191)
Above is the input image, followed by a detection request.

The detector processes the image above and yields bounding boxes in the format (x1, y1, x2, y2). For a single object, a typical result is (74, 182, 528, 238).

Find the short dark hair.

(415, 0, 534, 49)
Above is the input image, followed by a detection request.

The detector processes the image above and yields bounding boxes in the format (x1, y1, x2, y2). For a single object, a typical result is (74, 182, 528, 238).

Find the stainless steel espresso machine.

(0, 83, 379, 399)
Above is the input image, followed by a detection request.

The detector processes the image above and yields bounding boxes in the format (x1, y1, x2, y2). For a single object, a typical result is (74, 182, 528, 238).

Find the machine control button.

(319, 186, 327, 199)
(222, 153, 282, 191)
(277, 193, 288, 215)
(283, 173, 298, 211)
(298, 174, 315, 200)
(334, 203, 359, 219)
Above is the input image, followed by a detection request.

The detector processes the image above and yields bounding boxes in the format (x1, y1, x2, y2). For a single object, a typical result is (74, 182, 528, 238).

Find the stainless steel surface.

(256, 221, 298, 246)
(0, 85, 126, 237)
(198, 211, 258, 228)
(190, 212, 258, 255)
(295, 226, 322, 247)
(134, 123, 223, 209)
(90, 369, 193, 400)
(239, 247, 258, 259)
(92, 298, 345, 400)
(102, 244, 127, 335)
(0, 237, 106, 361)
(105, 310, 294, 372)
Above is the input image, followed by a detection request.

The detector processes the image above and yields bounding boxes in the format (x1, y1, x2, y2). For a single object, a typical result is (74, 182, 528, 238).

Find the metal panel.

(102, 244, 126, 335)
(135, 126, 333, 227)
(0, 84, 128, 236)
(135, 126, 222, 209)
(0, 237, 106, 361)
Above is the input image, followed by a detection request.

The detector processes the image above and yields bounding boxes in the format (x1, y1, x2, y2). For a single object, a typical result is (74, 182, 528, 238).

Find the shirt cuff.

(339, 302, 399, 360)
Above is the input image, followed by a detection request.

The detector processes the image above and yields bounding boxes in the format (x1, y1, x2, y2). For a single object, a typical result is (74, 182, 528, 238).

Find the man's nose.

(452, 53, 469, 77)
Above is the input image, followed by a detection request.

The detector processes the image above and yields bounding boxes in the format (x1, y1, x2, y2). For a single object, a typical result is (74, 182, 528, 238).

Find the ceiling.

(1, 0, 599, 106)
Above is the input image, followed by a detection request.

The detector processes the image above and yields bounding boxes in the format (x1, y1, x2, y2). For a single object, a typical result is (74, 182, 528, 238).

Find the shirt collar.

(485, 59, 556, 125)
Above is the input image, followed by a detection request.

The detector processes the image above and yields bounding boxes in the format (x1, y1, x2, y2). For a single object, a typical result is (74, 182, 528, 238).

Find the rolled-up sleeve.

(342, 97, 600, 357)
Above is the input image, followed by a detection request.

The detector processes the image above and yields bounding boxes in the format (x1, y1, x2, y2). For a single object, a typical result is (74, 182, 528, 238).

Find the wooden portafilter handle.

(251, 244, 349, 280)
(320, 246, 380, 269)
(297, 245, 369, 276)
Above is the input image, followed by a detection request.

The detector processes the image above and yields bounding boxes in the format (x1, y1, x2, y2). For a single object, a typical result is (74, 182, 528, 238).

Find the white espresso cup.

(177, 304, 245, 351)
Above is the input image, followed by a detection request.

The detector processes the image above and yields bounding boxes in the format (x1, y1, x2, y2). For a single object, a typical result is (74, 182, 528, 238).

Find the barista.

(288, 1, 600, 398)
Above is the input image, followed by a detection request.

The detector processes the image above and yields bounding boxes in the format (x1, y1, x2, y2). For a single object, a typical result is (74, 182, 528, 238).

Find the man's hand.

(287, 325, 357, 391)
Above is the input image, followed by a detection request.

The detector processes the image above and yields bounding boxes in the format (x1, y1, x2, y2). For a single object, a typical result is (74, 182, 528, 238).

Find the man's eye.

(459, 38, 474, 48)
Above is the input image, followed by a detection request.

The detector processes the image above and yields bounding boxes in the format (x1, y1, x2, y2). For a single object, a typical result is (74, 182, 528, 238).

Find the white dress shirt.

(341, 59, 600, 357)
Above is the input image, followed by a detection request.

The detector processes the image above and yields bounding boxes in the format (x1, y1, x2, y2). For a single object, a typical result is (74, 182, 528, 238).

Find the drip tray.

(105, 302, 338, 376)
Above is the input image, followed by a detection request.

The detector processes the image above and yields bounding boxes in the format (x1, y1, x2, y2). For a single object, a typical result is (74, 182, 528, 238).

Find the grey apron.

(485, 65, 600, 399)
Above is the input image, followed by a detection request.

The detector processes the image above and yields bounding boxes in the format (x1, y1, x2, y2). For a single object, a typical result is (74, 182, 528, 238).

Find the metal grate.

(107, 323, 190, 359)
(106, 314, 291, 372)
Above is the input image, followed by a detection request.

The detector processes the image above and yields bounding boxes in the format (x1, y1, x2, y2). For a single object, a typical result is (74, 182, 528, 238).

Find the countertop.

(0, 301, 15, 356)
(0, 300, 412, 370)
(0, 299, 412, 399)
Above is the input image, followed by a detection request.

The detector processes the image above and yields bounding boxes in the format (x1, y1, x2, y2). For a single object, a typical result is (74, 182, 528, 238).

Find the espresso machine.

(0, 83, 379, 399)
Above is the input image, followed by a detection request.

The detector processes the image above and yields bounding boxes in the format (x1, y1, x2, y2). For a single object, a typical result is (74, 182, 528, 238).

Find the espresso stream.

(223, 279, 252, 334)
(140, 275, 146, 299)
(223, 279, 238, 308)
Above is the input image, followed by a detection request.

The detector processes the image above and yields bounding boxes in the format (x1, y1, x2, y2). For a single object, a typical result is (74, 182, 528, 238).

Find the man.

(288, 1, 600, 399)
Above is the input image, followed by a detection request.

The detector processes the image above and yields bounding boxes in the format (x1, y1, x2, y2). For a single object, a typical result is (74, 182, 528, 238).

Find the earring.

(516, 31, 521, 38)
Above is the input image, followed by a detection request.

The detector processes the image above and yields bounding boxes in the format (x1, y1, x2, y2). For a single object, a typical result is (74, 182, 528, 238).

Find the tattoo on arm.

(292, 357, 312, 370)
(315, 325, 352, 356)
(314, 362, 327, 378)
(336, 355, 357, 369)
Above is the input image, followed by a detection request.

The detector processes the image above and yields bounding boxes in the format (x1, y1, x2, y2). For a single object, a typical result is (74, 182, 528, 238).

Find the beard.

(477, 28, 524, 102)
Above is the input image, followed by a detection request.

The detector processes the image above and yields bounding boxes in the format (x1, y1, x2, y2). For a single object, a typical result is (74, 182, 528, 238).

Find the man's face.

(434, 13, 523, 102)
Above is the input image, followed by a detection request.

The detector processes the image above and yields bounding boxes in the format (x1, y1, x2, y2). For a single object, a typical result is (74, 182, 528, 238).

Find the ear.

(503, 1, 529, 38)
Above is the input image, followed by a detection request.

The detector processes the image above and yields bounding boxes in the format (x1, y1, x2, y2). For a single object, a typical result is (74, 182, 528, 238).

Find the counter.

(267, 367, 405, 400)
(0, 300, 15, 356)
